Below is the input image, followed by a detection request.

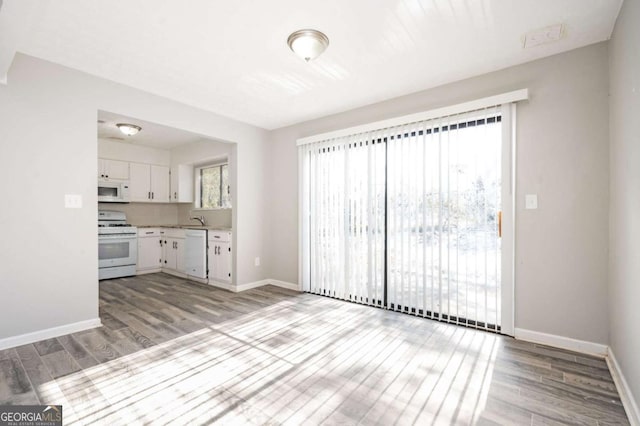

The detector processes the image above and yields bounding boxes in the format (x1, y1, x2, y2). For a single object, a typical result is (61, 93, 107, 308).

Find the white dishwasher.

(184, 229, 207, 279)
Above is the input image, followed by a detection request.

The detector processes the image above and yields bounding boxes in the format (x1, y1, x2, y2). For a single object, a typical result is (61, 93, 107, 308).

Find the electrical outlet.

(255, 257, 261, 267)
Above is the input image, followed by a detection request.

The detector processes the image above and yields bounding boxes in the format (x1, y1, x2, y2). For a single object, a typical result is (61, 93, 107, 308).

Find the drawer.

(160, 228, 185, 238)
(208, 231, 231, 243)
(138, 228, 160, 237)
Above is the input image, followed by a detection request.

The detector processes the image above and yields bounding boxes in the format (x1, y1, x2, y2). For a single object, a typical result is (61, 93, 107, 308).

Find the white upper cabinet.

(98, 159, 129, 181)
(151, 165, 170, 202)
(170, 164, 194, 203)
(130, 162, 170, 202)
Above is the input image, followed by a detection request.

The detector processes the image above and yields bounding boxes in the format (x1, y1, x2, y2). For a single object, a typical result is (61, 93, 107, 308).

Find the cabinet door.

(137, 237, 161, 271)
(216, 242, 232, 282)
(163, 238, 177, 270)
(105, 159, 129, 181)
(130, 163, 151, 202)
(170, 166, 179, 202)
(207, 243, 216, 281)
(175, 238, 186, 273)
(171, 164, 194, 203)
(98, 159, 106, 180)
(151, 165, 170, 202)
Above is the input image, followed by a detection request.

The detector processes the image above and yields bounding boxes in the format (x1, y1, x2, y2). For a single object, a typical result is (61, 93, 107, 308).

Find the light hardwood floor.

(0, 273, 631, 425)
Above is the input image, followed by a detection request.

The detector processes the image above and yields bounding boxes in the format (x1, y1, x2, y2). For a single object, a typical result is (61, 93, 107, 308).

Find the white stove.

(98, 210, 137, 280)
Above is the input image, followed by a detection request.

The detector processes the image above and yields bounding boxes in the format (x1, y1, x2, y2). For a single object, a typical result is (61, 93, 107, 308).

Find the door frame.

(298, 92, 525, 335)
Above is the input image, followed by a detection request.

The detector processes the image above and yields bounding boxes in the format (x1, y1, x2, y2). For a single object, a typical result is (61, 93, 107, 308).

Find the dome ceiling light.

(116, 123, 142, 136)
(287, 29, 329, 62)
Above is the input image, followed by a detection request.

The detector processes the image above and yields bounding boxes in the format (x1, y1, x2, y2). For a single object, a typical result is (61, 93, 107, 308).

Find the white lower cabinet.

(208, 231, 232, 284)
(137, 228, 162, 273)
(137, 227, 232, 285)
(161, 229, 185, 273)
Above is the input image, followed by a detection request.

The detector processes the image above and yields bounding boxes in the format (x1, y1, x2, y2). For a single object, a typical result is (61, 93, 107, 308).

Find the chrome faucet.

(190, 215, 206, 226)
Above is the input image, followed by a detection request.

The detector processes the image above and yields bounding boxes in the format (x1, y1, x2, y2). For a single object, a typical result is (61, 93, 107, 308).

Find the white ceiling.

(98, 110, 205, 149)
(0, 0, 623, 129)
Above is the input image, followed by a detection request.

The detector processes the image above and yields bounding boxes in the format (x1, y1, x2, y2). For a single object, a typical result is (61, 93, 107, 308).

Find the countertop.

(136, 224, 232, 231)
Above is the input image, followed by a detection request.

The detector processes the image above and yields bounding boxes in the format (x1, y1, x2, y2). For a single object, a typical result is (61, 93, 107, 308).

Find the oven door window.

(99, 240, 131, 265)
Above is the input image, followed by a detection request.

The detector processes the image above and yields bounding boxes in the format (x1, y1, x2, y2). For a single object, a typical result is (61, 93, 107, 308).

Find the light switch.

(525, 194, 538, 210)
(65, 194, 83, 209)
(255, 257, 261, 267)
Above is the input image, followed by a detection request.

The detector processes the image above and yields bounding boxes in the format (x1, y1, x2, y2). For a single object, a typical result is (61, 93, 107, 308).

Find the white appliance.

(185, 229, 207, 279)
(98, 210, 137, 280)
(98, 181, 130, 203)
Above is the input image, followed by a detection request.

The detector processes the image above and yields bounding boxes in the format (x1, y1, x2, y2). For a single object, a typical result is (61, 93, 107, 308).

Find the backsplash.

(98, 203, 178, 226)
(98, 203, 232, 228)
(178, 204, 232, 228)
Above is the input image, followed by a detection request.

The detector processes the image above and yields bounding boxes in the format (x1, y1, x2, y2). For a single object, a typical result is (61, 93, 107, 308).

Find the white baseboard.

(514, 328, 608, 357)
(136, 268, 162, 275)
(208, 280, 236, 292)
(232, 279, 300, 293)
(0, 318, 102, 351)
(267, 279, 300, 291)
(607, 348, 640, 426)
(234, 279, 270, 292)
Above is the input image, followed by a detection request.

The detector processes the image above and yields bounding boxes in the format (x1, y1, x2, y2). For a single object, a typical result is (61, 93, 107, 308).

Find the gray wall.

(0, 54, 270, 340)
(609, 0, 640, 410)
(268, 42, 610, 345)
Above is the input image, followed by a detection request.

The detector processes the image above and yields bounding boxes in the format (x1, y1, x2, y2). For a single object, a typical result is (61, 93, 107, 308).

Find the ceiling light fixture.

(116, 123, 142, 136)
(287, 29, 329, 62)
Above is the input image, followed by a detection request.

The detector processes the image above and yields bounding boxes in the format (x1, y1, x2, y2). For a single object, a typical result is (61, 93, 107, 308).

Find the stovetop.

(98, 223, 137, 235)
(98, 210, 136, 235)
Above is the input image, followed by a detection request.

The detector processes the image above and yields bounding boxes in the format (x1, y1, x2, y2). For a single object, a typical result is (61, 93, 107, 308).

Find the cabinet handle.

(105, 175, 109, 179)
(152, 192, 154, 200)
(148, 191, 151, 199)
(174, 192, 177, 199)
(145, 231, 153, 234)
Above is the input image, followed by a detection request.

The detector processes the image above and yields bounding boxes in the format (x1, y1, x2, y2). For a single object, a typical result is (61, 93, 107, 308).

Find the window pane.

(221, 164, 230, 207)
(201, 166, 221, 208)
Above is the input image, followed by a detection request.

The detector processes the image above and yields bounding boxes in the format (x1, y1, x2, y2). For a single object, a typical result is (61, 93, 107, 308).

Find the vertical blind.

(300, 106, 505, 332)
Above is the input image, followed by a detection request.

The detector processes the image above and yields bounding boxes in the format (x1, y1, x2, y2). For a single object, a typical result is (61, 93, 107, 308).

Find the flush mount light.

(116, 123, 142, 136)
(287, 29, 329, 62)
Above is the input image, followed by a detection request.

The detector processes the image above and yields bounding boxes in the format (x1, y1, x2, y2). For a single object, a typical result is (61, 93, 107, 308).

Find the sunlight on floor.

(36, 297, 499, 425)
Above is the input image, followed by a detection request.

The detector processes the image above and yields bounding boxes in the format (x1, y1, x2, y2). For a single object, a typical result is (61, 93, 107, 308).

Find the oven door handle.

(98, 234, 137, 239)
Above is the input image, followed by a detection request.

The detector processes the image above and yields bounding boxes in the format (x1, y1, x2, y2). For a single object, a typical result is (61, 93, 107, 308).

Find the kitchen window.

(196, 163, 230, 209)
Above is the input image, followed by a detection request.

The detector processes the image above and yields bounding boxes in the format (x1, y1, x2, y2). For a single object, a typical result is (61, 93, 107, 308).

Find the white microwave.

(98, 181, 130, 203)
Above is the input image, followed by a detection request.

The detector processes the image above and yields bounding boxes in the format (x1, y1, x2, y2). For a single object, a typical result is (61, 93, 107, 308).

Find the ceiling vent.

(523, 24, 564, 48)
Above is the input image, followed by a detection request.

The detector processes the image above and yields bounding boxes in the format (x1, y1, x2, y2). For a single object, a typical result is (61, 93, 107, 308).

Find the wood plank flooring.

(0, 273, 631, 425)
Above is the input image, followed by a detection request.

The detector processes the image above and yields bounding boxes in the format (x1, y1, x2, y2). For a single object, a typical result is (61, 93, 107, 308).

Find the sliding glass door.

(300, 105, 513, 334)
(306, 136, 386, 306)
(386, 110, 502, 331)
